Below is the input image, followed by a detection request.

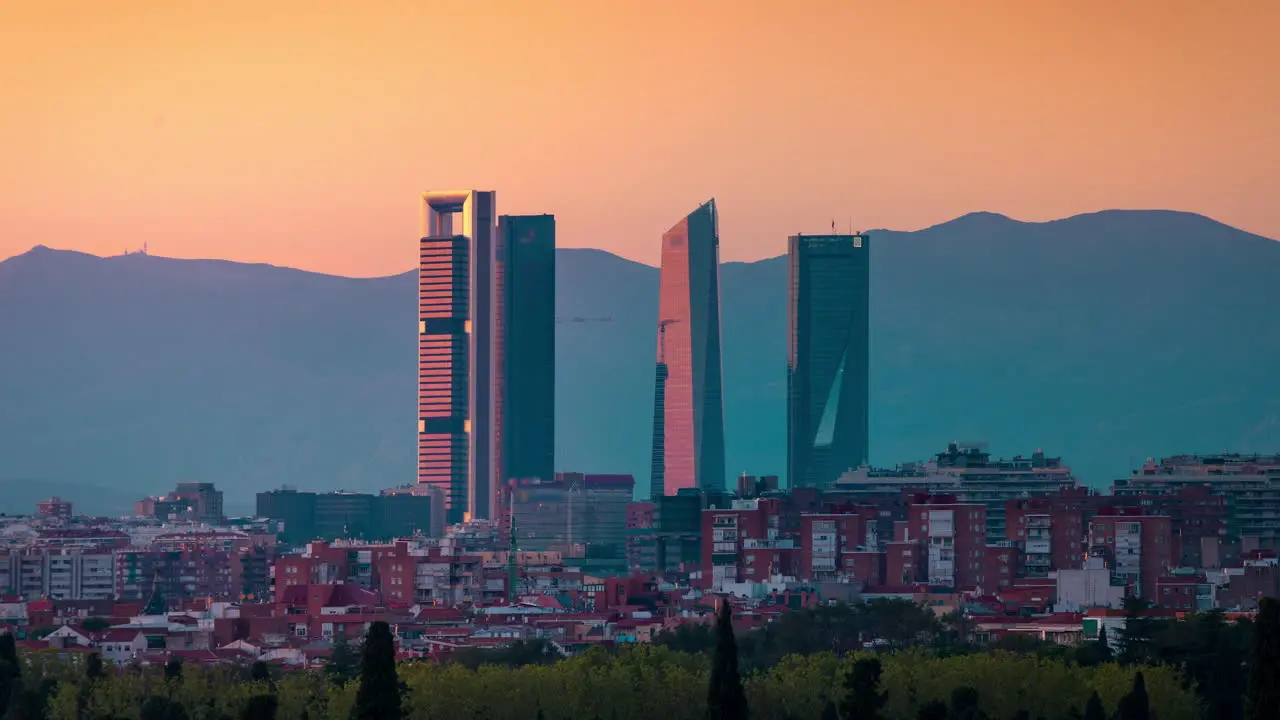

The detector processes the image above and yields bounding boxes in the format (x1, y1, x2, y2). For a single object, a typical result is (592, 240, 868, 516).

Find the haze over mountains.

(2, 210, 1279, 515)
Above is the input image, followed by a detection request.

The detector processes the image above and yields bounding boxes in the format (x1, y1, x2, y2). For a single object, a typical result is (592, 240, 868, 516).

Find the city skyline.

(2, 2, 1277, 698)
(3, 1, 1277, 276)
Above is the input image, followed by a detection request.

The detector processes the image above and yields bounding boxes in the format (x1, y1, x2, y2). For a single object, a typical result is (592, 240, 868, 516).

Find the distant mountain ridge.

(2, 209, 1279, 514)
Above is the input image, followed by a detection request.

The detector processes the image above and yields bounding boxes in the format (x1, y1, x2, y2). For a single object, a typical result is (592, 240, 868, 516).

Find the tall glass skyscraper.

(650, 199, 726, 497)
(498, 214, 555, 488)
(787, 232, 871, 489)
(418, 190, 499, 524)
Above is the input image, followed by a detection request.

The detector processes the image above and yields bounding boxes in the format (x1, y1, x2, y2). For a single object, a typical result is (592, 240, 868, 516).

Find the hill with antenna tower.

(2, 209, 1279, 513)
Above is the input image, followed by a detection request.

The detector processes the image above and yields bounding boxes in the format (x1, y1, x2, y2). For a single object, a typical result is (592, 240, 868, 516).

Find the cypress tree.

(164, 657, 184, 682)
(948, 686, 989, 720)
(250, 661, 271, 684)
(1082, 692, 1105, 720)
(12, 678, 57, 720)
(1118, 597, 1153, 665)
(1076, 626, 1114, 667)
(1096, 626, 1112, 662)
(12, 689, 40, 720)
(1248, 597, 1280, 720)
(840, 657, 888, 720)
(706, 600, 748, 720)
(242, 694, 278, 720)
(0, 634, 17, 667)
(0, 633, 20, 714)
(916, 701, 949, 720)
(141, 696, 188, 720)
(1116, 672, 1150, 720)
(352, 621, 401, 720)
(86, 653, 106, 681)
(141, 697, 170, 720)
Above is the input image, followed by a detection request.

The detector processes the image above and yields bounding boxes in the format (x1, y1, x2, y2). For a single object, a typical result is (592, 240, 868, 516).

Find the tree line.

(0, 596, 1277, 720)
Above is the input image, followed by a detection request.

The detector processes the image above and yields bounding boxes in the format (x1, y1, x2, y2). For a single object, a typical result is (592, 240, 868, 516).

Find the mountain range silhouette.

(2, 209, 1278, 515)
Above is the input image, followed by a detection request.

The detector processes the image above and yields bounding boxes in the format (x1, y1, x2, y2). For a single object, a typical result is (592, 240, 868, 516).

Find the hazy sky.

(2, 0, 1276, 276)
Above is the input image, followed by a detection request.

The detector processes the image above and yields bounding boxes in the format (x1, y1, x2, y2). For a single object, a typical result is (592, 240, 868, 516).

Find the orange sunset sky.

(1, 0, 1276, 277)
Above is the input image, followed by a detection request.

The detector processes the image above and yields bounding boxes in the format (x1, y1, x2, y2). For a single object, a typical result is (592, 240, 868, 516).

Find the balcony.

(742, 538, 796, 550)
(1026, 540, 1051, 554)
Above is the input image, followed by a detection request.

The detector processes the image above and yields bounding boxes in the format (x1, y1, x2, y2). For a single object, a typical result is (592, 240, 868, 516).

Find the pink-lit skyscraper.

(649, 199, 726, 497)
(418, 190, 499, 524)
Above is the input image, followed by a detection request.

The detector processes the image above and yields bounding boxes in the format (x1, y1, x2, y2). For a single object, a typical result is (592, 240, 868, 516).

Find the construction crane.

(657, 318, 681, 363)
(554, 316, 613, 324)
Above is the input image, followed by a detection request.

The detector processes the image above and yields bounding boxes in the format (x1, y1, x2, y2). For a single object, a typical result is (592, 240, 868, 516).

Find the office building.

(134, 482, 224, 523)
(418, 190, 499, 524)
(256, 489, 436, 544)
(787, 232, 870, 489)
(502, 473, 634, 570)
(650, 199, 726, 497)
(499, 214, 556, 488)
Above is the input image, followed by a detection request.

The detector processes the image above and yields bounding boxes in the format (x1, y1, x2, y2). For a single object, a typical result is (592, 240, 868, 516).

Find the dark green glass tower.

(499, 214, 556, 487)
(787, 233, 870, 488)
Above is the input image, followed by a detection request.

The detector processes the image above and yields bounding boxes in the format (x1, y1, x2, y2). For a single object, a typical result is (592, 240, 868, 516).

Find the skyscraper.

(787, 232, 871, 489)
(650, 199, 726, 497)
(498, 214, 555, 488)
(418, 190, 499, 524)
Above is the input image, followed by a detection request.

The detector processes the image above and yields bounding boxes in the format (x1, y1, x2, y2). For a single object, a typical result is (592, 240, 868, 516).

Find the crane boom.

(554, 316, 613, 324)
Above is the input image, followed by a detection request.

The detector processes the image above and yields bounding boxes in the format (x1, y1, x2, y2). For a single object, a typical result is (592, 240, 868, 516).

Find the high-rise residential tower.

(650, 199, 726, 497)
(498, 214, 556, 488)
(418, 190, 499, 524)
(787, 232, 871, 489)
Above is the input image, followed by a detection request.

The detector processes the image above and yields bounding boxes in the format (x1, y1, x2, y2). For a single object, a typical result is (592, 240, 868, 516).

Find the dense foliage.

(2, 645, 1195, 720)
(4, 597, 1271, 720)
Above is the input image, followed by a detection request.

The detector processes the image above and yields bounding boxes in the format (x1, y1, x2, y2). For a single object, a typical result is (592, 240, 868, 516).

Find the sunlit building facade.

(418, 190, 500, 524)
(649, 199, 726, 497)
(787, 233, 871, 488)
